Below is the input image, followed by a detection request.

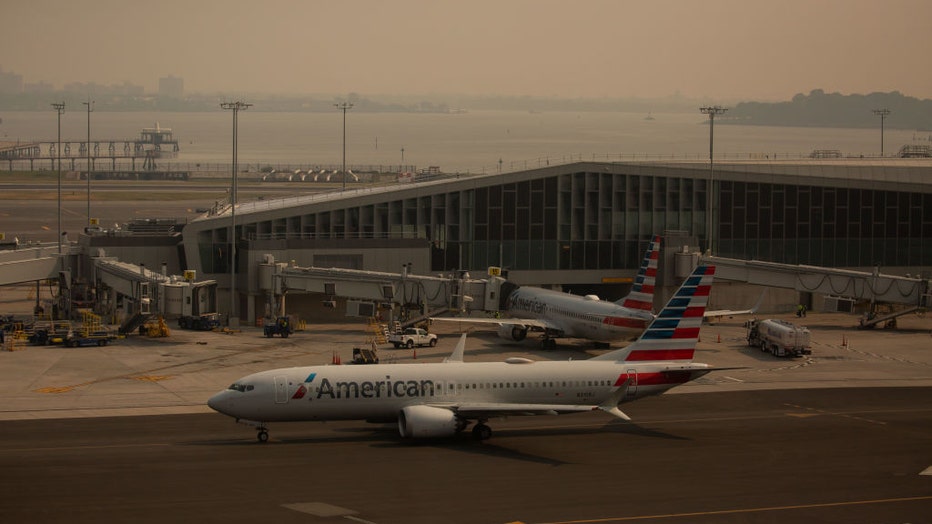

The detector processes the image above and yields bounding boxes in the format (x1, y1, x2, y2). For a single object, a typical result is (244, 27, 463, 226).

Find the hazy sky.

(3, 0, 931, 101)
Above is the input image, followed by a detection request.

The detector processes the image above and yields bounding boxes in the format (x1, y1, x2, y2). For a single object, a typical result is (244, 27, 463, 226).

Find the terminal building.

(97, 159, 927, 325)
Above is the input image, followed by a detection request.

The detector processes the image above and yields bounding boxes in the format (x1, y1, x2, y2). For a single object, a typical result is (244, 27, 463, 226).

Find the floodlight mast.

(872, 108, 890, 157)
(700, 105, 727, 256)
(51, 102, 65, 254)
(334, 102, 353, 191)
(83, 99, 94, 226)
(220, 101, 252, 326)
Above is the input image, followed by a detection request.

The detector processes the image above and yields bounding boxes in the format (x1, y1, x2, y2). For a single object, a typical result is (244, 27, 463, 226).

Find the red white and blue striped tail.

(619, 235, 661, 312)
(596, 265, 715, 362)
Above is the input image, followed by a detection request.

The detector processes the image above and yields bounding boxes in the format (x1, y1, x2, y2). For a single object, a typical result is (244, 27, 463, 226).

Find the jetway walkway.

(258, 256, 502, 324)
(700, 255, 931, 327)
(92, 257, 217, 333)
(0, 243, 217, 333)
(0, 244, 65, 286)
(93, 257, 169, 333)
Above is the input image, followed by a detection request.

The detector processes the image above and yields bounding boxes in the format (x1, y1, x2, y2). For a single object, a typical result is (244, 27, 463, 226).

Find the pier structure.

(0, 123, 180, 171)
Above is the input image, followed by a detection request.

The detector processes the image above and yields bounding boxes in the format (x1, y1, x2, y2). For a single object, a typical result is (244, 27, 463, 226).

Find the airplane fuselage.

(505, 287, 653, 342)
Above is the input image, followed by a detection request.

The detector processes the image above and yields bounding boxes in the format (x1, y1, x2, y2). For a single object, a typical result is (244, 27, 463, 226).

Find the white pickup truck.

(388, 327, 438, 349)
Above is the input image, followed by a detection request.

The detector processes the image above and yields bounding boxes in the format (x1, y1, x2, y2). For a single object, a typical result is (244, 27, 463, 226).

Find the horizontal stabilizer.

(597, 378, 632, 421)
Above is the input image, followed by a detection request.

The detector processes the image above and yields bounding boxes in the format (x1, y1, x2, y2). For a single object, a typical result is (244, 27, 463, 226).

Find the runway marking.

(531, 495, 932, 523)
(132, 375, 174, 382)
(2, 442, 171, 453)
(783, 403, 887, 425)
(282, 502, 377, 523)
(34, 385, 79, 393)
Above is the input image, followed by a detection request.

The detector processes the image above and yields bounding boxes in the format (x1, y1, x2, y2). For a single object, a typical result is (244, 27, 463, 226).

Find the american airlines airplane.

(207, 264, 718, 442)
(431, 235, 661, 349)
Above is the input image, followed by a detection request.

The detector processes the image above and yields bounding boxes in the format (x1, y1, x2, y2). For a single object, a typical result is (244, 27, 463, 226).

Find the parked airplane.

(431, 235, 661, 350)
(207, 264, 718, 442)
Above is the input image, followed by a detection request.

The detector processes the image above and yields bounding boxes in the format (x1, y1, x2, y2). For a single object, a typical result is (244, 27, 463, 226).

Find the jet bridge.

(698, 255, 931, 327)
(93, 256, 217, 334)
(258, 255, 502, 325)
(0, 243, 65, 286)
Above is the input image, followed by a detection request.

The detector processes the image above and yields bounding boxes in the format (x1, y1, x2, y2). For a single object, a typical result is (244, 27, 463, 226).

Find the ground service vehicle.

(388, 327, 438, 348)
(178, 313, 220, 331)
(747, 318, 812, 357)
(264, 316, 294, 338)
(350, 346, 380, 364)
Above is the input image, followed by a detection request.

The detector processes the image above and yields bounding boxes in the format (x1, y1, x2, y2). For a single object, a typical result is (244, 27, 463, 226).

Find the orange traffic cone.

(717, 334, 721, 343)
(412, 347, 417, 359)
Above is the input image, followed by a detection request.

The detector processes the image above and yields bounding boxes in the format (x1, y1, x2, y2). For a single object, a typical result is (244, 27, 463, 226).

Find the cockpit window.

(227, 383, 255, 392)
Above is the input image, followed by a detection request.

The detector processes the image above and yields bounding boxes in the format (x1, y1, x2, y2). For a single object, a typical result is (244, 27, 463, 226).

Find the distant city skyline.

(2, 0, 931, 102)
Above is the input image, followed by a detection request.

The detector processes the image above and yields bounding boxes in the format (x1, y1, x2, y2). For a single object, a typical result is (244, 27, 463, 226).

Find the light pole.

(82, 99, 94, 226)
(51, 102, 65, 254)
(700, 105, 727, 256)
(400, 147, 405, 172)
(334, 102, 353, 191)
(220, 101, 251, 326)
(872, 108, 890, 157)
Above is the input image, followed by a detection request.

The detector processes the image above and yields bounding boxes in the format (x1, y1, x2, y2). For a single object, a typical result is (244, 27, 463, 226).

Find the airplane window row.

(552, 307, 598, 323)
(228, 383, 255, 392)
(456, 380, 612, 390)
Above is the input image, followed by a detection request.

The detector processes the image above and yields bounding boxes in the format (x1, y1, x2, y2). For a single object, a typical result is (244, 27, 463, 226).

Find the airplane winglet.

(597, 378, 632, 421)
(749, 288, 767, 314)
(443, 333, 467, 363)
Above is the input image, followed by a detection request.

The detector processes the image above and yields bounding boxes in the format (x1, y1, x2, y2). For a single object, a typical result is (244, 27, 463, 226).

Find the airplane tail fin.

(617, 235, 661, 312)
(594, 264, 715, 362)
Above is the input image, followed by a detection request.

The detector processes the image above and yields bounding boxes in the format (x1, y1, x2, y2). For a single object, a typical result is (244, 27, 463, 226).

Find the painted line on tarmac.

(783, 403, 887, 425)
(530, 495, 932, 523)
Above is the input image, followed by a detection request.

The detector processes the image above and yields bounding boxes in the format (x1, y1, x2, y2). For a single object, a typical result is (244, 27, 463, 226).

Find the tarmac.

(1, 310, 931, 421)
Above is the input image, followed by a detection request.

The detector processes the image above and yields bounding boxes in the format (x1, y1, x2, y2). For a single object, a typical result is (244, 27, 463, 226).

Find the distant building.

(63, 81, 144, 96)
(24, 81, 54, 93)
(0, 69, 23, 94)
(158, 75, 184, 99)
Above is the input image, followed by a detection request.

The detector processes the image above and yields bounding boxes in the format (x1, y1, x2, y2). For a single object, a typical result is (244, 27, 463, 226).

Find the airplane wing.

(704, 289, 767, 321)
(429, 316, 554, 332)
(430, 381, 635, 421)
(438, 402, 599, 419)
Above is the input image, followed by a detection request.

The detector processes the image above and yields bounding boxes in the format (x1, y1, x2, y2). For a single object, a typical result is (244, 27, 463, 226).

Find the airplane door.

(625, 369, 638, 398)
(274, 376, 288, 404)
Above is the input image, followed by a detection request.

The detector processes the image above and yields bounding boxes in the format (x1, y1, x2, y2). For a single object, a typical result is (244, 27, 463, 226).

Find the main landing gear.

(472, 422, 492, 441)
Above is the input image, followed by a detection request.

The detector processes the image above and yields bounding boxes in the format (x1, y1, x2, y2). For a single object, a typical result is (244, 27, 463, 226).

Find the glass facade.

(717, 180, 932, 267)
(194, 164, 932, 275)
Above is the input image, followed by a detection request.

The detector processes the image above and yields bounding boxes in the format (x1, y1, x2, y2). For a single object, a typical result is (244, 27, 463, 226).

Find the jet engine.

(397, 405, 460, 438)
(498, 324, 528, 342)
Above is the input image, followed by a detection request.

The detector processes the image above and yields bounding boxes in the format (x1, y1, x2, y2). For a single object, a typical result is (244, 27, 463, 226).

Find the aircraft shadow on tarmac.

(190, 419, 687, 466)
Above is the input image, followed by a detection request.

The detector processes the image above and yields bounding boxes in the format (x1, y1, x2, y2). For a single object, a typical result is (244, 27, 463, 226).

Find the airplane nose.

(207, 391, 233, 415)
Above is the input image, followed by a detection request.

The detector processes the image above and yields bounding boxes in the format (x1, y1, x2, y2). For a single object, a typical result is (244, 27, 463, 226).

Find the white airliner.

(431, 235, 661, 349)
(208, 264, 718, 442)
